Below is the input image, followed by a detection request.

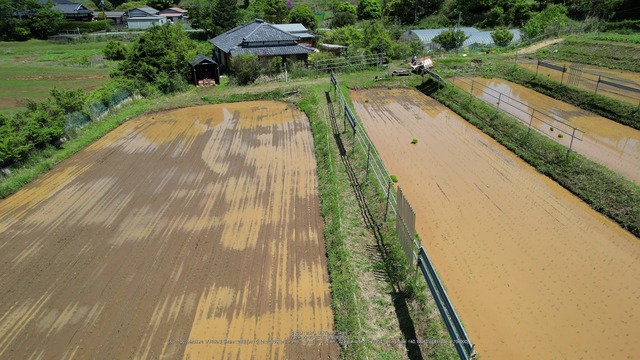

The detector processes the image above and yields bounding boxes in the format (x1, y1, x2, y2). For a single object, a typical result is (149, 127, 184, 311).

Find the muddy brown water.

(453, 76, 640, 184)
(351, 87, 640, 359)
(517, 59, 640, 105)
(0, 102, 338, 359)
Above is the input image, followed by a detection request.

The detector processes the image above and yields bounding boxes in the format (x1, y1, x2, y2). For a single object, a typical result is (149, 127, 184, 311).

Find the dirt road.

(0, 102, 338, 359)
(453, 76, 640, 184)
(351, 87, 640, 359)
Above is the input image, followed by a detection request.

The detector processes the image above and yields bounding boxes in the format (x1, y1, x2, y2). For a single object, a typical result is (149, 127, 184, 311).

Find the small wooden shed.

(189, 55, 220, 87)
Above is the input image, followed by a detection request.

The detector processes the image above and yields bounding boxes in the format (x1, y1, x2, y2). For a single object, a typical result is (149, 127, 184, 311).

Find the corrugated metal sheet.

(272, 23, 308, 33)
(400, 27, 522, 47)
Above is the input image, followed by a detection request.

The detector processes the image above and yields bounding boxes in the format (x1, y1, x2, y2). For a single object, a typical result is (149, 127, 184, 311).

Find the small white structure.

(127, 16, 166, 30)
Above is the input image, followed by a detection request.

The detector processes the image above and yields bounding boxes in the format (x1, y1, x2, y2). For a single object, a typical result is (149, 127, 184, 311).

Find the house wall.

(127, 18, 166, 30)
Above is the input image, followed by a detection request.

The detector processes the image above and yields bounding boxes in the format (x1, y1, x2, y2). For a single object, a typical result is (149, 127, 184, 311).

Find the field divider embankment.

(450, 75, 584, 157)
(330, 72, 477, 360)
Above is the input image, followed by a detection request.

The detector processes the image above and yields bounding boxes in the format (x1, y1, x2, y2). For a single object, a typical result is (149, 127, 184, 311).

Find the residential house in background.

(158, 7, 188, 24)
(210, 19, 314, 72)
(38, 0, 93, 21)
(126, 7, 165, 30)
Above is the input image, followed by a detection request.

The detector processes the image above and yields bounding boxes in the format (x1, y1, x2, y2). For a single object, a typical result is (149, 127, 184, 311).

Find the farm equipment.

(411, 56, 434, 74)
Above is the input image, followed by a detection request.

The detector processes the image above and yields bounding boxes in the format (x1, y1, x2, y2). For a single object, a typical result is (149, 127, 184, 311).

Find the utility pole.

(101, 0, 107, 32)
(456, 12, 461, 54)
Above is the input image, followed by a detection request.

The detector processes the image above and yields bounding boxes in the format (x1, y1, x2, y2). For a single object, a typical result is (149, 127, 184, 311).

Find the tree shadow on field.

(324, 91, 424, 360)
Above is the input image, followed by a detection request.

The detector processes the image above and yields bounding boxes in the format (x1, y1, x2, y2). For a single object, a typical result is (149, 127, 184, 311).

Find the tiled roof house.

(210, 19, 314, 71)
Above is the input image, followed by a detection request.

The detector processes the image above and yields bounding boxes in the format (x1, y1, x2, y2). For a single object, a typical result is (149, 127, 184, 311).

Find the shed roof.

(129, 7, 159, 16)
(210, 19, 300, 53)
(188, 54, 218, 66)
(159, 7, 187, 14)
(272, 23, 308, 33)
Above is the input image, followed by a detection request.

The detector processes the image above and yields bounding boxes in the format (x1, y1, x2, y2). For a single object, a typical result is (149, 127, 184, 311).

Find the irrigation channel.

(329, 73, 476, 360)
(347, 78, 640, 359)
(451, 76, 640, 184)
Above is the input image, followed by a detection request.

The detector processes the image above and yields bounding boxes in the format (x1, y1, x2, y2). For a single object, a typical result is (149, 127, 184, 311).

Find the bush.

(491, 27, 514, 47)
(103, 41, 127, 60)
(432, 29, 470, 51)
(112, 24, 197, 94)
(230, 54, 261, 85)
(522, 4, 571, 40)
(60, 20, 113, 34)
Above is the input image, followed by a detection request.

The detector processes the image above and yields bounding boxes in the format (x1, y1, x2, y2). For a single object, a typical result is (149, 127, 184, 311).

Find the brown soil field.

(351, 87, 640, 359)
(453, 76, 640, 184)
(0, 102, 338, 359)
(517, 59, 640, 105)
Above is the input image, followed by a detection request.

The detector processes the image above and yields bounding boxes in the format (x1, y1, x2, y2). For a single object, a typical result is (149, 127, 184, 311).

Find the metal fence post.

(566, 128, 576, 159)
(365, 143, 371, 179)
(528, 109, 535, 134)
(384, 180, 392, 222)
(470, 79, 475, 99)
(560, 65, 566, 84)
(496, 92, 502, 109)
(536, 60, 540, 76)
(594, 76, 601, 95)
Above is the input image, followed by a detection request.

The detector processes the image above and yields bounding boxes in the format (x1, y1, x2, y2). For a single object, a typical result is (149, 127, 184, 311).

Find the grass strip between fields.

(489, 64, 640, 130)
(420, 79, 640, 238)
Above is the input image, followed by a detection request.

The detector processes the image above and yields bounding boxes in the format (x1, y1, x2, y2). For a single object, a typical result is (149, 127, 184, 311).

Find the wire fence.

(532, 59, 640, 106)
(315, 53, 386, 74)
(450, 75, 584, 157)
(63, 88, 132, 135)
(329, 72, 476, 360)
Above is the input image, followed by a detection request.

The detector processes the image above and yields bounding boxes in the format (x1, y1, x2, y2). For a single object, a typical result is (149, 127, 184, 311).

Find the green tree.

(113, 24, 196, 93)
(522, 4, 571, 40)
(331, 10, 357, 27)
(357, 0, 381, 20)
(188, 0, 216, 37)
(479, 6, 505, 28)
(361, 20, 391, 53)
(491, 27, 514, 47)
(336, 1, 356, 15)
(288, 4, 317, 30)
(213, 0, 240, 35)
(29, 8, 64, 39)
(432, 29, 470, 51)
(259, 0, 289, 23)
(147, 0, 172, 10)
(321, 25, 363, 47)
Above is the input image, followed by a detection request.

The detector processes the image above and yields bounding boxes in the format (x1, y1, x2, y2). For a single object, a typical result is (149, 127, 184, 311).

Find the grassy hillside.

(530, 35, 640, 72)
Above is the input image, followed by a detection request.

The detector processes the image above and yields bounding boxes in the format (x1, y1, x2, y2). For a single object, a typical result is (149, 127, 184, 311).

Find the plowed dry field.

(0, 102, 338, 359)
(454, 76, 640, 184)
(351, 88, 640, 359)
